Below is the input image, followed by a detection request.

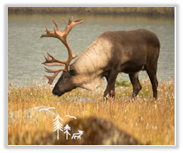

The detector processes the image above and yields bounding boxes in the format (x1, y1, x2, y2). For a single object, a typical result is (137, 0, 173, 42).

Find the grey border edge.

(2, 2, 181, 151)
(175, 3, 181, 150)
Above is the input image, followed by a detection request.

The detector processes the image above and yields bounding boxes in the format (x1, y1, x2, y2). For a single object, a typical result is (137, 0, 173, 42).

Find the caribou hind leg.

(146, 67, 158, 99)
(129, 72, 142, 98)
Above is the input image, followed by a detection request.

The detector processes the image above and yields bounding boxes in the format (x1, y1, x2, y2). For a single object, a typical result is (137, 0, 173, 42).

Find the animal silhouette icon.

(71, 130, 84, 139)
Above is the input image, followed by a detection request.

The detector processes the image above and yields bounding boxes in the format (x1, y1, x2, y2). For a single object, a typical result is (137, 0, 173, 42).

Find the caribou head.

(41, 17, 83, 96)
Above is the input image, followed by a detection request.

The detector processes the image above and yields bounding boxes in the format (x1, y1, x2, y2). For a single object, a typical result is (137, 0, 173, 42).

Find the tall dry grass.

(8, 78, 174, 145)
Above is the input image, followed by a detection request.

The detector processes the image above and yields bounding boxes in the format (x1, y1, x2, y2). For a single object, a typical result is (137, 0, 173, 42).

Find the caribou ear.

(69, 69, 76, 75)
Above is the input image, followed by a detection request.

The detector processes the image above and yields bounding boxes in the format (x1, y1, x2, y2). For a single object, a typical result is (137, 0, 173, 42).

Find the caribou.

(40, 17, 160, 99)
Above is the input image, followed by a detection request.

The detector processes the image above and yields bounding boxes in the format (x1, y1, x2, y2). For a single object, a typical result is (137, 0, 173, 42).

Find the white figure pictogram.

(66, 115, 77, 119)
(53, 115, 63, 140)
(39, 107, 55, 112)
(63, 124, 71, 140)
(71, 130, 84, 139)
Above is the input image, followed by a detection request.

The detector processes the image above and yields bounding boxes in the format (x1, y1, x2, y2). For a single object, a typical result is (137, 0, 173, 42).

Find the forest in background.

(8, 7, 174, 17)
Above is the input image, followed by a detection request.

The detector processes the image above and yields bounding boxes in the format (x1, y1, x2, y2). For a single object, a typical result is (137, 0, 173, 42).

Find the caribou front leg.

(104, 71, 118, 101)
(129, 73, 142, 98)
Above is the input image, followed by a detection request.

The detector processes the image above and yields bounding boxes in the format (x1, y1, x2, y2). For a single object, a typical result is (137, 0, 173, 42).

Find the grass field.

(8, 77, 174, 145)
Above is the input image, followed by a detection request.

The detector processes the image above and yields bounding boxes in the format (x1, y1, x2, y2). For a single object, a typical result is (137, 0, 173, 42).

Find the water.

(8, 14, 174, 86)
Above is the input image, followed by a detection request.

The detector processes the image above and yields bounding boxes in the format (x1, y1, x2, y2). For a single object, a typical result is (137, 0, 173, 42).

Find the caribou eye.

(69, 69, 76, 75)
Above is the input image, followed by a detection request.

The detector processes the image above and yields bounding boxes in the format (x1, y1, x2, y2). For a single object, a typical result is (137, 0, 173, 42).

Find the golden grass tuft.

(8, 78, 174, 145)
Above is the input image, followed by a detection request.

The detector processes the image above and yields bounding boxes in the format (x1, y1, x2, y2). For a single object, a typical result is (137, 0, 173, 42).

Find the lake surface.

(8, 14, 174, 86)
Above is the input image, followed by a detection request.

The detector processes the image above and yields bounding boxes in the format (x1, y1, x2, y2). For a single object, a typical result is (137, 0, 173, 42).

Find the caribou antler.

(41, 17, 83, 85)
